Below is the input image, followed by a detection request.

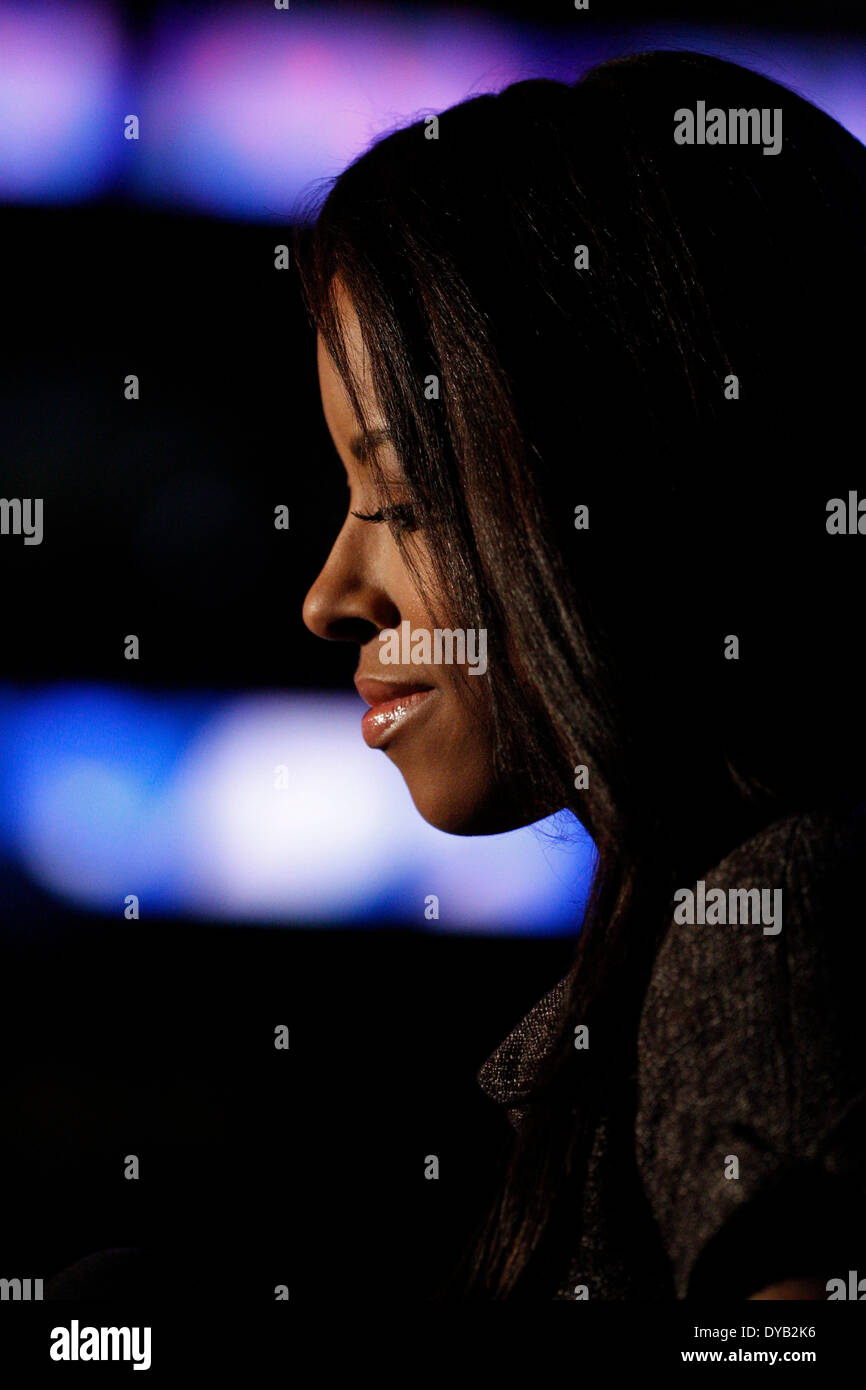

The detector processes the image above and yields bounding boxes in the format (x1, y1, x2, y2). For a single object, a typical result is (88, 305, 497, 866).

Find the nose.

(302, 520, 399, 643)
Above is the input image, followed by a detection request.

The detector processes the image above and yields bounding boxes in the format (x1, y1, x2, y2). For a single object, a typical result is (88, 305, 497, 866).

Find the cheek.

(376, 538, 511, 831)
(384, 532, 445, 622)
(386, 677, 501, 833)
(390, 583, 434, 628)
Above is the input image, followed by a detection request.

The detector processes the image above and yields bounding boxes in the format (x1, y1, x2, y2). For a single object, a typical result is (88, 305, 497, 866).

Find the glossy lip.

(354, 676, 437, 749)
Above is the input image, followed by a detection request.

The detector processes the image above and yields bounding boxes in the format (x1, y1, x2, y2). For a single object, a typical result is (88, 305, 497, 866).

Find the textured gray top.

(477, 809, 866, 1299)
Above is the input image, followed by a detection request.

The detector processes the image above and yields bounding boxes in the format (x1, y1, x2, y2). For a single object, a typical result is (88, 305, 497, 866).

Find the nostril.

(329, 617, 380, 644)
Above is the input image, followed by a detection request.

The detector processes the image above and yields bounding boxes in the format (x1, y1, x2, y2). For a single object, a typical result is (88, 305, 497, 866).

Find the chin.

(405, 773, 533, 837)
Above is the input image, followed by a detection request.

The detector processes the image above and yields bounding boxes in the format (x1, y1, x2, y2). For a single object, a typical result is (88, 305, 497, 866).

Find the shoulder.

(635, 806, 866, 1297)
(639, 807, 866, 1067)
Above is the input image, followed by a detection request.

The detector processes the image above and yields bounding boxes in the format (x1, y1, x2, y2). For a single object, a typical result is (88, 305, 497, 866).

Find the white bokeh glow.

(4, 686, 593, 934)
(173, 693, 408, 920)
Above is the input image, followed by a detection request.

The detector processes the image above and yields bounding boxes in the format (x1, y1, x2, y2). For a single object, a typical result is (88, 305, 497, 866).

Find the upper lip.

(354, 675, 435, 708)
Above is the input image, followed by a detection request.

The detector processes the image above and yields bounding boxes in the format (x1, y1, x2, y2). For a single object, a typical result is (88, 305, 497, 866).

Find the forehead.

(316, 280, 379, 434)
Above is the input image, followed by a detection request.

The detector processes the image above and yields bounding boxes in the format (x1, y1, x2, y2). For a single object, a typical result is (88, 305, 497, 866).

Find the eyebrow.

(348, 426, 393, 461)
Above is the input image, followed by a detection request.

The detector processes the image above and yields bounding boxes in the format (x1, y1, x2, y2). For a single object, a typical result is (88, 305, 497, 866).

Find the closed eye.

(351, 503, 419, 533)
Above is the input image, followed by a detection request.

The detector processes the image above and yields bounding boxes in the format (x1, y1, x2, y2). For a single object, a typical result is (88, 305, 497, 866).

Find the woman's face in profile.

(303, 286, 518, 836)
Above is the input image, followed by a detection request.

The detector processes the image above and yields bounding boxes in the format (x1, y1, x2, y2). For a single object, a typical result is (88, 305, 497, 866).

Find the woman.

(298, 50, 866, 1299)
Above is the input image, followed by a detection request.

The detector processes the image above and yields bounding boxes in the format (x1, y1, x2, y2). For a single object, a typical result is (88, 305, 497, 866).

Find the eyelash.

(351, 503, 419, 533)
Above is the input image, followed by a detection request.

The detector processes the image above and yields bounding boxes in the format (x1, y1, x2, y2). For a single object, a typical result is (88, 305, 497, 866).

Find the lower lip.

(360, 689, 436, 749)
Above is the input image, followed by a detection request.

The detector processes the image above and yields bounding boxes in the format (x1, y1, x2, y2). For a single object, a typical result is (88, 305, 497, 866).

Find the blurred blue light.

(1, 3, 864, 217)
(0, 684, 594, 934)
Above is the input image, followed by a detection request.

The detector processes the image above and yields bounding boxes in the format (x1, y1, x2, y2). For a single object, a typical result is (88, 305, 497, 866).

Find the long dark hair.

(295, 50, 866, 1296)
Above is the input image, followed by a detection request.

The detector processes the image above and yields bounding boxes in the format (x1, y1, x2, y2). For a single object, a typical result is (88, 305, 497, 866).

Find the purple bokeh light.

(0, 0, 123, 201)
(3, 3, 863, 217)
